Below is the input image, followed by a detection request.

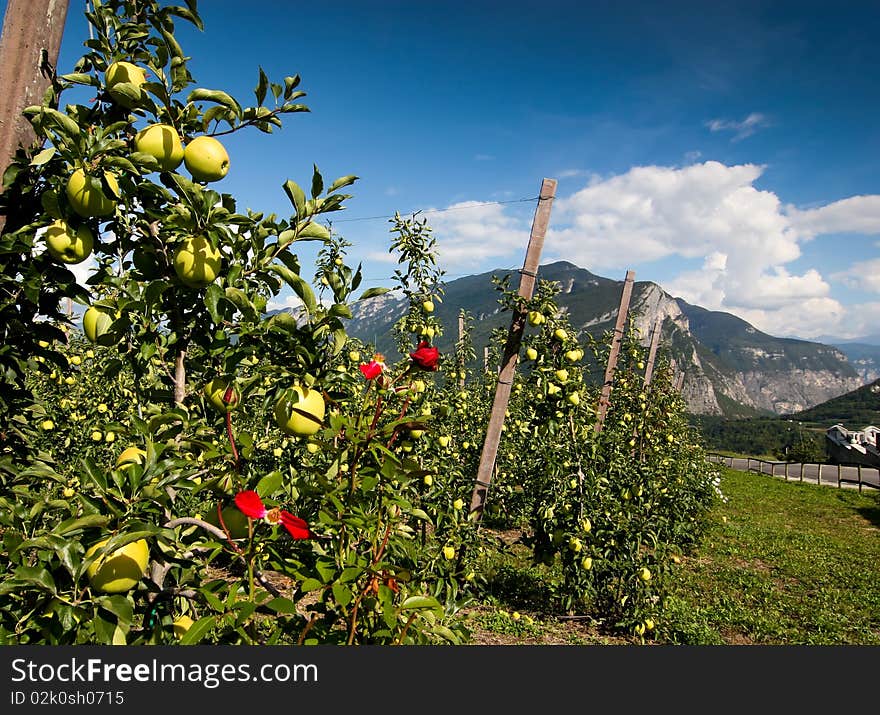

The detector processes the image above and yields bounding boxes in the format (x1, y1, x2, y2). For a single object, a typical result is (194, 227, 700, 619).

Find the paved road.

(708, 454, 880, 492)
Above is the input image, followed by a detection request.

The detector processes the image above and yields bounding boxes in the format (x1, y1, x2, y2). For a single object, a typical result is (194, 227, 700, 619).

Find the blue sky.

(6, 0, 880, 340)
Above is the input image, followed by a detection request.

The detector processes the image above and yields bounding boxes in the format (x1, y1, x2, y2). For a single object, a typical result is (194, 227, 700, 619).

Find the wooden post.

(468, 178, 557, 521)
(837, 463, 841, 488)
(643, 315, 662, 388)
(858, 463, 862, 493)
(594, 270, 635, 433)
(800, 462, 804, 482)
(483, 346, 489, 373)
(675, 370, 685, 392)
(784, 462, 789, 481)
(0, 0, 70, 229)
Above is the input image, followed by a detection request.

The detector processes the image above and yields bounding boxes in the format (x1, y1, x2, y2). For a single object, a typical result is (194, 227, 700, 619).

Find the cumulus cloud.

(831, 257, 880, 293)
(787, 195, 880, 238)
(421, 201, 530, 271)
(705, 112, 769, 141)
(363, 160, 880, 339)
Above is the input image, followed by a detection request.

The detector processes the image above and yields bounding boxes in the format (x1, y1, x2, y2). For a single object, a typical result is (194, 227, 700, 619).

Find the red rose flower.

(359, 359, 384, 380)
(233, 490, 310, 540)
(410, 341, 440, 371)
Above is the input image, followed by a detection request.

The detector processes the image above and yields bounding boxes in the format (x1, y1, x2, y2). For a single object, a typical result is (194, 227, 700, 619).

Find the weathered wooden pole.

(593, 270, 635, 433)
(643, 315, 662, 388)
(0, 0, 70, 229)
(468, 178, 557, 521)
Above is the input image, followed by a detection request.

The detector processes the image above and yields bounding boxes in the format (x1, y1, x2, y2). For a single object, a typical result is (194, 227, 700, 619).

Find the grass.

(465, 467, 880, 645)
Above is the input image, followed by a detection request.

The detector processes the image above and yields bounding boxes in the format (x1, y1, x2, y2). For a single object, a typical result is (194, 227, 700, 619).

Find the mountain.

(337, 260, 865, 417)
(826, 343, 880, 383)
(786, 378, 880, 428)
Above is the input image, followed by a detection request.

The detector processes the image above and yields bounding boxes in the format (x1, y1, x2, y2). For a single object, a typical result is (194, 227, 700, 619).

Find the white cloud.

(422, 201, 530, 270)
(831, 257, 880, 293)
(787, 195, 880, 238)
(266, 294, 304, 312)
(374, 161, 880, 339)
(705, 112, 769, 141)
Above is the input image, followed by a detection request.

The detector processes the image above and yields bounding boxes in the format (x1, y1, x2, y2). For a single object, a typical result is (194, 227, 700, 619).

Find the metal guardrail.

(707, 452, 880, 493)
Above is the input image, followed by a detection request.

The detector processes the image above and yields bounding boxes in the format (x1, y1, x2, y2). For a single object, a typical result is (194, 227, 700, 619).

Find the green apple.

(173, 235, 222, 287)
(66, 169, 119, 218)
(184, 136, 230, 182)
(85, 537, 149, 593)
(567, 392, 580, 406)
(306, 441, 320, 454)
(639, 567, 652, 582)
(274, 386, 325, 436)
(204, 378, 240, 413)
(437, 435, 451, 448)
(134, 123, 184, 171)
(44, 220, 94, 264)
(104, 61, 146, 108)
(82, 305, 114, 344)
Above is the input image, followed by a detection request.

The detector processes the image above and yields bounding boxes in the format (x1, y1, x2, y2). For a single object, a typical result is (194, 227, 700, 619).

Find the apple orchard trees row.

(0, 1, 722, 644)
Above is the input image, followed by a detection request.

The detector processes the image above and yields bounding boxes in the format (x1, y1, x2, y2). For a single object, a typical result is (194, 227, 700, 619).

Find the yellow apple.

(204, 378, 240, 413)
(44, 220, 94, 264)
(82, 305, 114, 344)
(116, 446, 146, 469)
(184, 136, 230, 182)
(172, 615, 194, 638)
(104, 61, 146, 108)
(173, 235, 222, 288)
(274, 386, 325, 436)
(85, 537, 149, 593)
(134, 123, 184, 171)
(442, 546, 455, 560)
(639, 567, 652, 582)
(553, 328, 568, 341)
(66, 169, 119, 218)
(527, 310, 544, 326)
(525, 347, 538, 361)
(421, 300, 434, 313)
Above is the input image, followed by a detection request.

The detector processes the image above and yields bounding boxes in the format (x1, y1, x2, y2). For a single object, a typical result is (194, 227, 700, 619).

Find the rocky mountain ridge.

(334, 261, 865, 416)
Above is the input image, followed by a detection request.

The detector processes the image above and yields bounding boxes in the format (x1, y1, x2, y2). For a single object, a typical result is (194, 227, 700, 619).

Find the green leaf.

(59, 72, 98, 86)
(256, 471, 283, 498)
(204, 283, 224, 324)
(39, 107, 81, 138)
(97, 595, 133, 625)
(265, 597, 298, 615)
(255, 66, 269, 105)
(332, 583, 353, 608)
(15, 566, 56, 594)
(187, 88, 242, 118)
(179, 615, 215, 645)
(358, 287, 391, 301)
(327, 175, 359, 194)
(282, 180, 306, 217)
(55, 514, 110, 536)
(299, 578, 323, 593)
(315, 559, 336, 583)
(30, 147, 56, 166)
(311, 165, 323, 199)
(400, 595, 441, 611)
(297, 222, 330, 241)
(339, 566, 363, 584)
